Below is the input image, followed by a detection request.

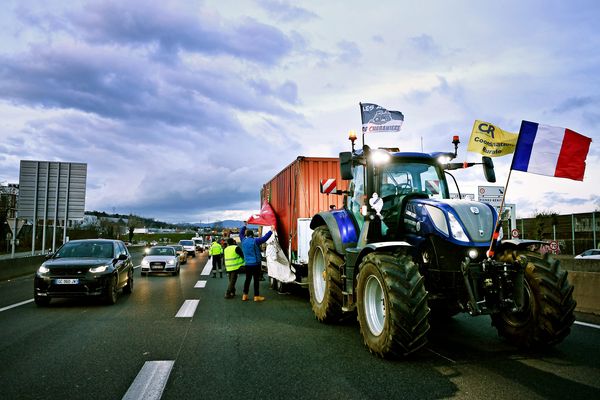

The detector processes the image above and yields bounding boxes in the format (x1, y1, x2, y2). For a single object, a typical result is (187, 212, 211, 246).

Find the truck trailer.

(262, 157, 347, 287)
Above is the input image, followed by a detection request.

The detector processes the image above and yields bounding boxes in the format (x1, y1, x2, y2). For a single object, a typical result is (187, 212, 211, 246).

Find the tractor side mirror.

(339, 152, 353, 180)
(482, 156, 496, 183)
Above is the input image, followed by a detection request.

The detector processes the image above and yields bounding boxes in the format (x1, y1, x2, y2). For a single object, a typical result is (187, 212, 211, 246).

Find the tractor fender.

(353, 241, 413, 272)
(310, 211, 358, 254)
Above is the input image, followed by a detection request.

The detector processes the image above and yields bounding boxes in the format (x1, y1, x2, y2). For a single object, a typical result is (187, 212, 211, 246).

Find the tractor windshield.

(379, 161, 448, 200)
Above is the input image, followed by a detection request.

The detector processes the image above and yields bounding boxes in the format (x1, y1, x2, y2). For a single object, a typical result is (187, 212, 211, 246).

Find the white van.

(192, 237, 205, 252)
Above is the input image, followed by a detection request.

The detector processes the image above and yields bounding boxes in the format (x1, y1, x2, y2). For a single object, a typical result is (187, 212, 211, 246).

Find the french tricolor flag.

(511, 121, 592, 181)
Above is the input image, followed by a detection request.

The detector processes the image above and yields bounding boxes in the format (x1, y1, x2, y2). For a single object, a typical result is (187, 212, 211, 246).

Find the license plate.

(55, 278, 79, 285)
(151, 265, 164, 270)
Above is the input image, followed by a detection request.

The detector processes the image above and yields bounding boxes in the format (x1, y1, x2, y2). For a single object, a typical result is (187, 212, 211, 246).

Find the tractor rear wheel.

(491, 251, 576, 348)
(356, 252, 430, 357)
(308, 226, 344, 322)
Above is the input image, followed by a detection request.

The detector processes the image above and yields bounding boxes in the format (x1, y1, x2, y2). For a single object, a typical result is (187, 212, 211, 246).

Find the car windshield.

(55, 241, 114, 258)
(148, 247, 176, 256)
(380, 161, 448, 199)
(172, 245, 183, 251)
(180, 240, 193, 246)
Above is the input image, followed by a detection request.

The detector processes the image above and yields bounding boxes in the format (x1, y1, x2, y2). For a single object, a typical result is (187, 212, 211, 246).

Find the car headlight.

(89, 265, 110, 273)
(167, 259, 176, 265)
(141, 260, 149, 267)
(448, 213, 469, 242)
(38, 265, 49, 274)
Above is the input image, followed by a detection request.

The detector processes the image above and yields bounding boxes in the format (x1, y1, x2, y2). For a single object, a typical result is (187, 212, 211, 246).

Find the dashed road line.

(194, 280, 206, 288)
(574, 320, 600, 330)
(122, 360, 174, 400)
(200, 263, 213, 276)
(0, 299, 34, 312)
(175, 300, 199, 317)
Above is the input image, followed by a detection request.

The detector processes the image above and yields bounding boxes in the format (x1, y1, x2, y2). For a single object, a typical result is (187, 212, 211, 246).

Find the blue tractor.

(308, 138, 576, 357)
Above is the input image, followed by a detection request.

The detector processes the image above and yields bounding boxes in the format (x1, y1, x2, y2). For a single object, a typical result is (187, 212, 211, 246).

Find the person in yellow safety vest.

(224, 238, 244, 299)
(209, 239, 224, 278)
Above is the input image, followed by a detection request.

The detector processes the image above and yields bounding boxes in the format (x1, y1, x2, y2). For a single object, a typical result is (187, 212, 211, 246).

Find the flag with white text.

(360, 103, 404, 134)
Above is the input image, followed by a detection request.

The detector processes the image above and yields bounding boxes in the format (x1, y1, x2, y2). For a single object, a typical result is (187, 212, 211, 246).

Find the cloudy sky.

(1, 0, 599, 223)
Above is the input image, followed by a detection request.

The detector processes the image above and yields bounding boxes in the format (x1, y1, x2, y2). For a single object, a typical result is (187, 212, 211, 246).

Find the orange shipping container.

(261, 157, 347, 263)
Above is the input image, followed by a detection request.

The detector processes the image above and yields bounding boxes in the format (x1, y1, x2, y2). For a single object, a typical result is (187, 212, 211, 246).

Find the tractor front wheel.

(356, 252, 430, 357)
(491, 251, 576, 348)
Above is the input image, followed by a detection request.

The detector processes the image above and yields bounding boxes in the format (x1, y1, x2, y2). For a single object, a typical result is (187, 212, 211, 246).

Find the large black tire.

(104, 275, 118, 305)
(308, 226, 344, 322)
(34, 294, 51, 307)
(491, 251, 576, 348)
(123, 269, 134, 294)
(356, 252, 430, 357)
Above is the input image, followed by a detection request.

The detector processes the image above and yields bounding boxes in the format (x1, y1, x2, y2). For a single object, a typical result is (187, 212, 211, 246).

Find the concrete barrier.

(0, 255, 45, 281)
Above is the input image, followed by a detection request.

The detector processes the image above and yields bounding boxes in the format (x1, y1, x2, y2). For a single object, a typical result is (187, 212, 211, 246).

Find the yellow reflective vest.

(209, 241, 223, 256)
(224, 245, 244, 271)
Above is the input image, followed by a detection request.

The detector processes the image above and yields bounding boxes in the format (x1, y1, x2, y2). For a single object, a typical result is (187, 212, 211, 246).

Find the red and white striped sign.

(320, 178, 337, 194)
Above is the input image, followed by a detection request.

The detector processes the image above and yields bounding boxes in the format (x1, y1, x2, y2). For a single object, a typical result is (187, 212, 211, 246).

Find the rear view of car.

(34, 239, 134, 306)
(171, 244, 187, 264)
(141, 246, 181, 276)
(178, 240, 196, 257)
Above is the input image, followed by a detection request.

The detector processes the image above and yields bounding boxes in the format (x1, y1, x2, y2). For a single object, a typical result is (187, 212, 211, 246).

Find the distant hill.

(185, 220, 245, 229)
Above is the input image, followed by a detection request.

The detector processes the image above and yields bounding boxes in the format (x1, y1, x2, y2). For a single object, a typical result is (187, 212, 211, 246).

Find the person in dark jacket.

(240, 222, 273, 302)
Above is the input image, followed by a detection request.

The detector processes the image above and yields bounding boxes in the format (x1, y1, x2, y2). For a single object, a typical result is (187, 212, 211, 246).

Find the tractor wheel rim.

(364, 275, 385, 336)
(313, 247, 326, 303)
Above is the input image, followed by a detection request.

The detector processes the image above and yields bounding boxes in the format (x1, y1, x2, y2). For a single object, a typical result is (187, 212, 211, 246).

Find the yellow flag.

(467, 120, 518, 157)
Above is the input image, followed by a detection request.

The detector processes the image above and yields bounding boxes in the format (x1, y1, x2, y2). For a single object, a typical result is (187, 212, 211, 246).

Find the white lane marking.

(200, 263, 212, 276)
(574, 321, 600, 330)
(122, 360, 174, 400)
(133, 264, 141, 270)
(0, 299, 34, 312)
(194, 280, 206, 288)
(175, 300, 199, 318)
(427, 348, 456, 363)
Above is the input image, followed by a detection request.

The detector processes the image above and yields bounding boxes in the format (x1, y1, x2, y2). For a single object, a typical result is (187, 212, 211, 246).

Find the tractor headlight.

(371, 150, 391, 165)
(424, 205, 449, 236)
(468, 248, 478, 259)
(448, 213, 469, 242)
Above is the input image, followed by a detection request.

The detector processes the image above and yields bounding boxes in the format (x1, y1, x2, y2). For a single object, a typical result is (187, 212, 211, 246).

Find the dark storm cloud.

(0, 41, 304, 134)
(60, 1, 294, 66)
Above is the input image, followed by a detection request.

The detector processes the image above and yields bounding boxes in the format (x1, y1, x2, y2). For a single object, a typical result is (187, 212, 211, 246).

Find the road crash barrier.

(559, 257, 600, 316)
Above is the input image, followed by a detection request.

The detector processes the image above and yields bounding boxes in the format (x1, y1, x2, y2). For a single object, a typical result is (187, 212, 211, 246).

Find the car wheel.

(104, 275, 119, 305)
(34, 294, 50, 307)
(123, 269, 134, 294)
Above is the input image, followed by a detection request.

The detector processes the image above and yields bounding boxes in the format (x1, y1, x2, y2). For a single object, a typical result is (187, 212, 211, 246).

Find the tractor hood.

(404, 198, 498, 244)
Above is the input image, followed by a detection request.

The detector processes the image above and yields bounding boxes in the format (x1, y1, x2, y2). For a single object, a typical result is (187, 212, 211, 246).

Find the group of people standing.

(207, 222, 274, 302)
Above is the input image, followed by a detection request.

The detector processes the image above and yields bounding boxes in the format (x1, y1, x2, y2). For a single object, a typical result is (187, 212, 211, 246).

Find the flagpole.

(487, 168, 513, 257)
(359, 102, 365, 148)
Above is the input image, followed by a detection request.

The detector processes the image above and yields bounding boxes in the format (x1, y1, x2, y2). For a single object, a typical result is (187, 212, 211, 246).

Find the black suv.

(34, 239, 134, 306)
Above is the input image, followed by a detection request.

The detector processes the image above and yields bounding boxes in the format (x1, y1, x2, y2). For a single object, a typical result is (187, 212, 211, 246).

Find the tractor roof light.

(437, 155, 452, 165)
(348, 130, 357, 151)
(371, 149, 391, 165)
(348, 130, 357, 142)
